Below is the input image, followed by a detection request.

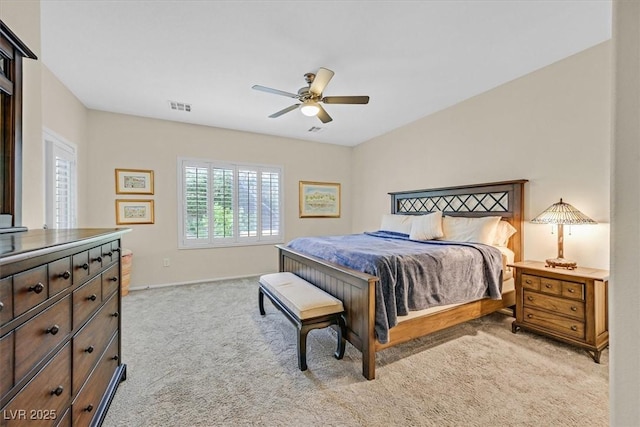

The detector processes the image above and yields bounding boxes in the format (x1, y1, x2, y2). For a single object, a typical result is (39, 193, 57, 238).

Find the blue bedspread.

(286, 231, 503, 344)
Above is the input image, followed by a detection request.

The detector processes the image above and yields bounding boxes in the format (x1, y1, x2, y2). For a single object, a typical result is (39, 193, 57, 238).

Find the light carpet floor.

(103, 277, 608, 427)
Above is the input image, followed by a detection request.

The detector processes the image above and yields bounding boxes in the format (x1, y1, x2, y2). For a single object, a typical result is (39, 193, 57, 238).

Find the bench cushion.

(259, 272, 343, 320)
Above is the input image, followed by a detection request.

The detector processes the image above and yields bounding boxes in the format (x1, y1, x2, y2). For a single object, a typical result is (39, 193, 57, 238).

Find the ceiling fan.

(252, 67, 370, 123)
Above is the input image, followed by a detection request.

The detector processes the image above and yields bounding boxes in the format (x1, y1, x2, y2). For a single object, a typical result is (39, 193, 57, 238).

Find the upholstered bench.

(259, 272, 346, 371)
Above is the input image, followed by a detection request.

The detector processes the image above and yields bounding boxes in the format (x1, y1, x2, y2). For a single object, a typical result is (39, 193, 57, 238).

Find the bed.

(277, 179, 527, 380)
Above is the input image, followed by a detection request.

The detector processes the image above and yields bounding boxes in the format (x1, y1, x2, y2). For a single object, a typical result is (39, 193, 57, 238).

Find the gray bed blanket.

(286, 231, 503, 344)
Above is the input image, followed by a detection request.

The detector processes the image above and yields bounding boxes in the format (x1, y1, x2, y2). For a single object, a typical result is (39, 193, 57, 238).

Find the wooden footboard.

(278, 245, 378, 380)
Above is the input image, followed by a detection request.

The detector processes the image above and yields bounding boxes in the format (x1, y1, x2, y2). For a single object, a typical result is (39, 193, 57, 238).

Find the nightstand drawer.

(523, 290, 585, 320)
(561, 281, 585, 300)
(521, 274, 540, 290)
(539, 277, 562, 296)
(523, 306, 585, 340)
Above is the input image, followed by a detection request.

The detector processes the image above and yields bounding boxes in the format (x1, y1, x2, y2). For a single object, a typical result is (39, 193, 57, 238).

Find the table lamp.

(530, 198, 596, 270)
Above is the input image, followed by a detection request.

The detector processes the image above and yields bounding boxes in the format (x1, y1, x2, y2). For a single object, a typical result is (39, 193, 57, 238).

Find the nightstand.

(509, 261, 609, 363)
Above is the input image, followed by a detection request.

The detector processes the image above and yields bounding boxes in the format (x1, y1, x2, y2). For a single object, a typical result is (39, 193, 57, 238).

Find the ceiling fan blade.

(322, 96, 370, 104)
(316, 104, 333, 123)
(252, 85, 299, 99)
(309, 67, 334, 96)
(268, 104, 300, 118)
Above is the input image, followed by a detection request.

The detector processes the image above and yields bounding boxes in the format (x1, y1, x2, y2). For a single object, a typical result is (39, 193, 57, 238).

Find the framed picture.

(299, 181, 341, 218)
(115, 168, 154, 195)
(116, 199, 155, 225)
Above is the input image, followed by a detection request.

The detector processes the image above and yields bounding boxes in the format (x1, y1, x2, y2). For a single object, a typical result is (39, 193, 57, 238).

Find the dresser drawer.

(89, 246, 104, 276)
(102, 264, 120, 300)
(72, 294, 119, 394)
(0, 276, 13, 325)
(72, 251, 90, 288)
(14, 295, 71, 382)
(2, 343, 71, 427)
(0, 332, 14, 397)
(101, 243, 115, 266)
(72, 276, 102, 330)
(539, 277, 562, 296)
(72, 333, 120, 426)
(521, 274, 540, 290)
(13, 266, 48, 317)
(523, 290, 585, 320)
(561, 281, 585, 300)
(523, 306, 585, 340)
(48, 257, 72, 297)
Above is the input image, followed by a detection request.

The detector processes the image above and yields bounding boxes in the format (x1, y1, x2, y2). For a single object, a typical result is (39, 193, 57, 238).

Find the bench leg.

(258, 287, 265, 315)
(297, 325, 311, 371)
(334, 314, 346, 360)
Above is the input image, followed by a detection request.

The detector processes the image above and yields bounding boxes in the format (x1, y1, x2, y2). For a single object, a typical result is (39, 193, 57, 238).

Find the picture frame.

(116, 199, 155, 225)
(115, 168, 154, 195)
(299, 181, 341, 218)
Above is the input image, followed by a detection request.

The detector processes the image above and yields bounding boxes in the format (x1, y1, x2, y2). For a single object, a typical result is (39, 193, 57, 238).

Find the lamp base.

(545, 258, 577, 270)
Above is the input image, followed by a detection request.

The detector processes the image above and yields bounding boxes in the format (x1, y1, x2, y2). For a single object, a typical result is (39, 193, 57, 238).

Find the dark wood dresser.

(0, 229, 129, 426)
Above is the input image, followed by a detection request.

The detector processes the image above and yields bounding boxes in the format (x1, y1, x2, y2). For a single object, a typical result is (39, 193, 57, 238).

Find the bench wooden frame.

(259, 283, 346, 371)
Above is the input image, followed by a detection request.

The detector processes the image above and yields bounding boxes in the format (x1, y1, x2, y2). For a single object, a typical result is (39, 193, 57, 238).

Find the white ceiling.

(40, 1, 611, 147)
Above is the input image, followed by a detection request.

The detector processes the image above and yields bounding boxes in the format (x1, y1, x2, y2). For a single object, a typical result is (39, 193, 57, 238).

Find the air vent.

(308, 126, 322, 133)
(169, 101, 191, 112)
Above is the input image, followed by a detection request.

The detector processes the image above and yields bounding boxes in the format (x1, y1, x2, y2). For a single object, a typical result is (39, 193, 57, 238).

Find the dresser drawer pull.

(51, 386, 64, 396)
(113, 248, 121, 254)
(29, 282, 44, 294)
(46, 325, 60, 335)
(85, 405, 94, 413)
(87, 294, 98, 302)
(112, 354, 119, 361)
(571, 325, 578, 331)
(545, 284, 552, 289)
(92, 256, 102, 263)
(0, 301, 3, 312)
(81, 263, 89, 270)
(111, 312, 119, 318)
(527, 314, 533, 319)
(85, 345, 94, 353)
(108, 276, 118, 282)
(571, 306, 578, 311)
(58, 270, 71, 280)
(527, 296, 534, 301)
(568, 288, 576, 293)
(525, 279, 533, 284)
(103, 251, 113, 257)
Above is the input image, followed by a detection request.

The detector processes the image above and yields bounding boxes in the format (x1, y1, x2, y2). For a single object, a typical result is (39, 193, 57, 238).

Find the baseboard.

(128, 273, 269, 292)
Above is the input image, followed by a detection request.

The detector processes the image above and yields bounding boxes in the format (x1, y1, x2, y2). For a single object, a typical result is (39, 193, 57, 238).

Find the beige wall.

(86, 111, 353, 286)
(352, 42, 611, 270)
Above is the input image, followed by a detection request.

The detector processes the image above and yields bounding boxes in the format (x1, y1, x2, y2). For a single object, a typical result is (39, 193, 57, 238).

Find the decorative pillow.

(380, 214, 414, 235)
(493, 220, 518, 247)
(409, 211, 444, 241)
(441, 215, 502, 245)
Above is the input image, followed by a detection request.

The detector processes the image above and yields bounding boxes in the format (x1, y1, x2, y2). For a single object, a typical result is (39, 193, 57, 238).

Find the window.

(178, 158, 283, 248)
(45, 132, 77, 229)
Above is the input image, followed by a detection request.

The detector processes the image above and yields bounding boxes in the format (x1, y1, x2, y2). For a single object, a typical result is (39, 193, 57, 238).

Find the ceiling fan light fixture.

(300, 100, 320, 117)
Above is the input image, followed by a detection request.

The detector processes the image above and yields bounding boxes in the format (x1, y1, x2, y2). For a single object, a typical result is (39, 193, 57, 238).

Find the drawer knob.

(85, 405, 94, 413)
(46, 325, 60, 335)
(545, 284, 552, 288)
(81, 263, 89, 270)
(87, 294, 98, 302)
(571, 306, 578, 312)
(525, 279, 532, 284)
(51, 386, 64, 396)
(571, 325, 578, 331)
(29, 282, 44, 294)
(112, 354, 119, 361)
(103, 251, 113, 257)
(108, 276, 118, 282)
(527, 314, 533, 319)
(527, 296, 534, 301)
(85, 345, 94, 353)
(114, 247, 121, 253)
(93, 256, 103, 263)
(111, 312, 119, 318)
(0, 301, 3, 312)
(568, 288, 576, 293)
(59, 271, 71, 280)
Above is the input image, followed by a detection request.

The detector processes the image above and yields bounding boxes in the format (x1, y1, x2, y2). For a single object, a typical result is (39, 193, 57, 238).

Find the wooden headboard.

(389, 180, 528, 261)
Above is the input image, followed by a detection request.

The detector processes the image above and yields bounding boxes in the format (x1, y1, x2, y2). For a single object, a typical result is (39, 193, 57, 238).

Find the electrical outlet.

(163, 258, 170, 267)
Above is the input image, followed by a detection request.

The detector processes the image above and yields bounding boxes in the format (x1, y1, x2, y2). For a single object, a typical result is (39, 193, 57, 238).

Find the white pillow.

(493, 221, 517, 247)
(409, 211, 444, 241)
(380, 214, 414, 235)
(441, 215, 502, 245)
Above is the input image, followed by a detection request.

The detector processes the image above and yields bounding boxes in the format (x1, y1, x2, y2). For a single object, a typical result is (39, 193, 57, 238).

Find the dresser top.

(0, 228, 130, 266)
(508, 260, 609, 281)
